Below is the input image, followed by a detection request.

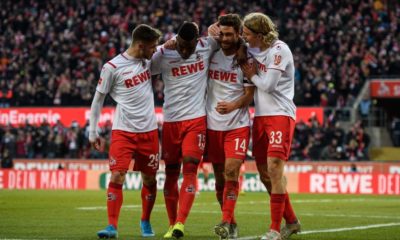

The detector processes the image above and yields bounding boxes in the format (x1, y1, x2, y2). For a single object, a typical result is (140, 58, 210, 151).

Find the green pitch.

(0, 190, 399, 239)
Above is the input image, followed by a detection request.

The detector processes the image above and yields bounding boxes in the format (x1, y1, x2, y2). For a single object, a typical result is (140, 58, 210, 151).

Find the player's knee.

(182, 161, 198, 175)
(224, 167, 239, 181)
(110, 170, 127, 184)
(165, 164, 181, 179)
(267, 158, 284, 181)
(183, 156, 200, 165)
(142, 173, 157, 186)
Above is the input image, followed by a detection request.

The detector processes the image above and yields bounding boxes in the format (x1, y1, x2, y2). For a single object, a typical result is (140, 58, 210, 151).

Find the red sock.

(215, 183, 224, 209)
(270, 194, 286, 232)
(107, 182, 123, 228)
(222, 181, 239, 223)
(141, 183, 157, 221)
(164, 168, 180, 225)
(176, 162, 198, 224)
(283, 193, 297, 224)
(239, 175, 243, 191)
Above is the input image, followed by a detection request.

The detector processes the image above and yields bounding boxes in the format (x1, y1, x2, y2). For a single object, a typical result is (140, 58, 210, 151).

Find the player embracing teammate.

(205, 14, 254, 240)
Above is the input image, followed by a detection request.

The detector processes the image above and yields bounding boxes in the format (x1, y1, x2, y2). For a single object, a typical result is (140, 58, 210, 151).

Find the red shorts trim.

(252, 116, 295, 163)
(206, 127, 250, 164)
(109, 129, 159, 175)
(162, 116, 206, 164)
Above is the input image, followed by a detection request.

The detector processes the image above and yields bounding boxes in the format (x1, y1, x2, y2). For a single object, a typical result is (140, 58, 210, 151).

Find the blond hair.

(243, 13, 278, 47)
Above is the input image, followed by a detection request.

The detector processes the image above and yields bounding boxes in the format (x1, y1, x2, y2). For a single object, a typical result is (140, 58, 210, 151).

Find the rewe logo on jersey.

(124, 70, 151, 88)
(209, 69, 237, 83)
(171, 61, 205, 77)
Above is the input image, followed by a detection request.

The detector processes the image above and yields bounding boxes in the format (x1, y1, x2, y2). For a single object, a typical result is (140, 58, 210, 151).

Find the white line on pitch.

(76, 197, 378, 210)
(236, 222, 400, 240)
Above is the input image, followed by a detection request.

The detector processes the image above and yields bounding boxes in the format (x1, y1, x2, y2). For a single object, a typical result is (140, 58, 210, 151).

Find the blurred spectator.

(0, 0, 398, 107)
(390, 118, 400, 146)
(0, 148, 13, 168)
(0, 117, 371, 161)
(359, 96, 372, 126)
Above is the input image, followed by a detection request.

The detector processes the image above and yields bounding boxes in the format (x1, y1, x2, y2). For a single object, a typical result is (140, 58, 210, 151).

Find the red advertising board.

(13, 159, 400, 174)
(0, 170, 87, 190)
(370, 79, 400, 98)
(298, 173, 400, 195)
(0, 107, 323, 127)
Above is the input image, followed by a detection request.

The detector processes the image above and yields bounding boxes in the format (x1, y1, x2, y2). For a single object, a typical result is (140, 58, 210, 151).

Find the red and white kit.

(152, 37, 218, 163)
(97, 52, 159, 173)
(206, 49, 253, 162)
(248, 40, 296, 162)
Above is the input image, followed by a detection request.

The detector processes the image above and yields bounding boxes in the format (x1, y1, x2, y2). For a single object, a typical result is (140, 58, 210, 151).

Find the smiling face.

(242, 26, 260, 48)
(219, 25, 240, 51)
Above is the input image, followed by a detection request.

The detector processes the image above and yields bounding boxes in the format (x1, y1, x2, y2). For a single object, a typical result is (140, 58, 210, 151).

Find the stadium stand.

(0, 0, 398, 160)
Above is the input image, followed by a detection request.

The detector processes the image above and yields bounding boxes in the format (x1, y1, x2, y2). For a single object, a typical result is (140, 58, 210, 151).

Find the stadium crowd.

(0, 0, 396, 162)
(0, 0, 399, 108)
(0, 117, 370, 161)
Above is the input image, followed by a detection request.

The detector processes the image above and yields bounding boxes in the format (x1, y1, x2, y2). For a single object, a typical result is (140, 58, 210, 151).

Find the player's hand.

(89, 131, 101, 151)
(164, 39, 176, 50)
(240, 61, 257, 80)
(208, 23, 220, 41)
(216, 101, 237, 114)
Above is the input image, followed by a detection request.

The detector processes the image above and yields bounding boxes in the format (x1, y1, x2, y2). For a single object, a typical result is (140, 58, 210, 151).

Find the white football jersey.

(206, 49, 253, 131)
(96, 52, 157, 132)
(151, 37, 219, 122)
(248, 40, 296, 119)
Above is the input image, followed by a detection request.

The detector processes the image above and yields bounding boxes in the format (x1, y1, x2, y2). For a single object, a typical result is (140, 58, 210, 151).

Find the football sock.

(107, 182, 123, 228)
(270, 193, 286, 232)
(141, 182, 157, 221)
(176, 162, 198, 224)
(164, 167, 180, 225)
(216, 183, 224, 208)
(283, 193, 297, 224)
(222, 181, 239, 224)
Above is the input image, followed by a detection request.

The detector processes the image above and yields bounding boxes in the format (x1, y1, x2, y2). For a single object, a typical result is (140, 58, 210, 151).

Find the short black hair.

(177, 22, 199, 41)
(218, 14, 242, 33)
(131, 24, 161, 44)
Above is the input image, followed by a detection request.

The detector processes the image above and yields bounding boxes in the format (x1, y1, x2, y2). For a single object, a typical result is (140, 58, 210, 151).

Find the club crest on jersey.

(98, 78, 103, 85)
(108, 192, 117, 201)
(109, 156, 116, 166)
(185, 184, 196, 193)
(195, 51, 202, 61)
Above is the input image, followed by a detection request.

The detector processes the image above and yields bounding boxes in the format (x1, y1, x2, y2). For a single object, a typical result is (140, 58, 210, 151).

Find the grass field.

(1, 190, 400, 240)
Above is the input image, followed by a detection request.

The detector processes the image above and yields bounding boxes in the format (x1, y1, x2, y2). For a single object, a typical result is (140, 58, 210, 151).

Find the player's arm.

(208, 22, 220, 40)
(89, 63, 114, 150)
(89, 91, 106, 150)
(241, 62, 281, 92)
(216, 86, 255, 115)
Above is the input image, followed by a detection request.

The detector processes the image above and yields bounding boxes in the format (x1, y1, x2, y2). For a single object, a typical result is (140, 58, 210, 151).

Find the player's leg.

(213, 163, 225, 208)
(97, 130, 133, 238)
(262, 116, 299, 240)
(207, 129, 225, 209)
(172, 117, 206, 239)
(162, 122, 183, 238)
(216, 127, 249, 239)
(135, 130, 159, 237)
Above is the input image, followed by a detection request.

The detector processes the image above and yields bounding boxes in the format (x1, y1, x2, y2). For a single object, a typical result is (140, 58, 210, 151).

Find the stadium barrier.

(2, 161, 399, 195)
(0, 107, 324, 126)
